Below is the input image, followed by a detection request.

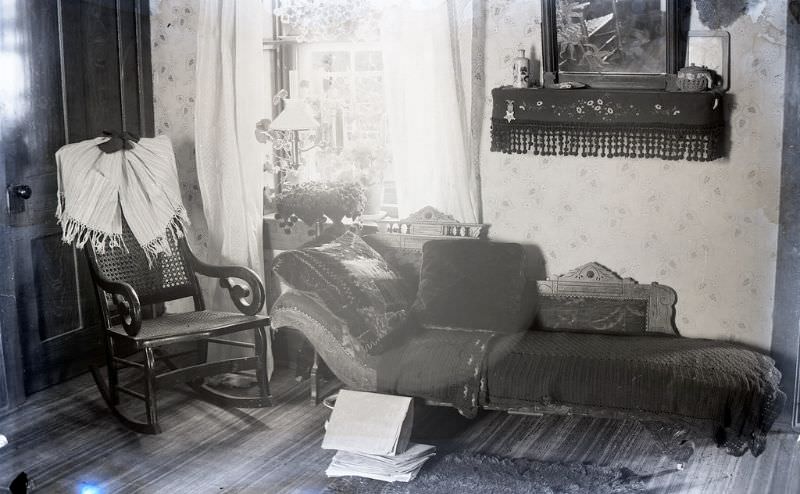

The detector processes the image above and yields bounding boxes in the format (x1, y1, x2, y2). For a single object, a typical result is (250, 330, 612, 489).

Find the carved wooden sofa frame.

(271, 207, 679, 401)
(271, 208, 776, 463)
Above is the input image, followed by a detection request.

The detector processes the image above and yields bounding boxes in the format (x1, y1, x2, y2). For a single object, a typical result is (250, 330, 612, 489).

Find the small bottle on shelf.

(512, 49, 530, 88)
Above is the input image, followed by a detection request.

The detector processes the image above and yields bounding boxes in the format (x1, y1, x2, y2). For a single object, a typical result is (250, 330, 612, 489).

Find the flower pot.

(364, 183, 384, 215)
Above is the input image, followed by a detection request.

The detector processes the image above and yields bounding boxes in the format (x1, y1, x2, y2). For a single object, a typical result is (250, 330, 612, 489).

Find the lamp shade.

(270, 99, 319, 131)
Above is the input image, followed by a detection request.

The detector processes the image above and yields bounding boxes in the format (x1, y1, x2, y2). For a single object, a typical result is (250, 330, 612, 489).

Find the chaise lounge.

(270, 208, 785, 458)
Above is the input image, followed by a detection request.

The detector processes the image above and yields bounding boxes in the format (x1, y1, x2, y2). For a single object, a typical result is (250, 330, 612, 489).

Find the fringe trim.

(56, 205, 189, 268)
(57, 214, 125, 254)
(139, 209, 188, 266)
(490, 120, 725, 162)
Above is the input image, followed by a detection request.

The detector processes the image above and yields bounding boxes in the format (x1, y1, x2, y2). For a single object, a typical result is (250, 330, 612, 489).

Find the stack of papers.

(325, 443, 436, 482)
(322, 390, 435, 482)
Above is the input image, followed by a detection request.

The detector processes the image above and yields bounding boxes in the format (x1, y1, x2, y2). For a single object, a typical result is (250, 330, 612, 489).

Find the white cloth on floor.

(55, 134, 188, 262)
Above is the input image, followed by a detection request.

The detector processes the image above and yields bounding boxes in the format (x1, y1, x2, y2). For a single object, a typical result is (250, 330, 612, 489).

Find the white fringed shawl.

(55, 134, 189, 262)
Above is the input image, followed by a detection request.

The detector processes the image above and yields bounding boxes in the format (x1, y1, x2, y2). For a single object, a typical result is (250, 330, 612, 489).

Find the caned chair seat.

(109, 311, 269, 344)
(86, 218, 272, 434)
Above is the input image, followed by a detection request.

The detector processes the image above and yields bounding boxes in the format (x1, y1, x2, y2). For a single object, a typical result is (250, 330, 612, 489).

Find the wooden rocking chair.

(85, 221, 271, 434)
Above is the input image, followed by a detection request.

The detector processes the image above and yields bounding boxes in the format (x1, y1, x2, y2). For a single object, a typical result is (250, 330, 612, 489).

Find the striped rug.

(0, 369, 798, 493)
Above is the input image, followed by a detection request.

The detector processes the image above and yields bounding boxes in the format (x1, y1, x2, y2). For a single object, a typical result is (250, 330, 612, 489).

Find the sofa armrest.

(271, 290, 378, 391)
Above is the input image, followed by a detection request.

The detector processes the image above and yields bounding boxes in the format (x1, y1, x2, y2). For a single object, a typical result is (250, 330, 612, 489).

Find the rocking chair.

(86, 221, 271, 434)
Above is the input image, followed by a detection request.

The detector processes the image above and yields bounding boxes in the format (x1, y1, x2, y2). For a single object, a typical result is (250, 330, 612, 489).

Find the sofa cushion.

(411, 240, 535, 333)
(272, 231, 413, 357)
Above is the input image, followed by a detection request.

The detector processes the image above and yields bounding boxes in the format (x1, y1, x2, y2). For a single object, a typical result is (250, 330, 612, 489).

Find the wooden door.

(0, 0, 153, 405)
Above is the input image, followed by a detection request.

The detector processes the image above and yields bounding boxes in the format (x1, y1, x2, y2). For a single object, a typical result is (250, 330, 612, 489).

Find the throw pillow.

(272, 231, 413, 357)
(411, 240, 536, 333)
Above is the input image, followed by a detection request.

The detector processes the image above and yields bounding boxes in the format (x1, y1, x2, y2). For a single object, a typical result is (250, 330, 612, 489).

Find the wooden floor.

(1, 368, 799, 494)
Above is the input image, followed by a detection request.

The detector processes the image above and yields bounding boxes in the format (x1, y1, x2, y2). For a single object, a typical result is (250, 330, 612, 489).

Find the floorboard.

(0, 369, 798, 493)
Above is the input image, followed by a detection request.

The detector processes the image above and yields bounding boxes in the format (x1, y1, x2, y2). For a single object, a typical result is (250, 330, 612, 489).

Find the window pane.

(311, 51, 351, 72)
(354, 51, 383, 71)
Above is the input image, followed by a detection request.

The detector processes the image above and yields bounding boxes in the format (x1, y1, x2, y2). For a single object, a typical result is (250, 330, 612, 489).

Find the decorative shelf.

(490, 87, 725, 161)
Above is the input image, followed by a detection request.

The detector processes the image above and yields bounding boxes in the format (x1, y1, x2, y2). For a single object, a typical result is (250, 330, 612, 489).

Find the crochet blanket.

(377, 328, 496, 418)
(485, 331, 786, 457)
(55, 134, 188, 262)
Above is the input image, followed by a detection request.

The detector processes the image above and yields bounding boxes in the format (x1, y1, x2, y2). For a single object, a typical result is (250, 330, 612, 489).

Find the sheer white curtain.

(195, 0, 271, 373)
(380, 0, 483, 223)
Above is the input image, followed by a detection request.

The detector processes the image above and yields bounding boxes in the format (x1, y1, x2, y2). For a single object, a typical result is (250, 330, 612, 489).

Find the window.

(291, 41, 388, 185)
(266, 2, 398, 217)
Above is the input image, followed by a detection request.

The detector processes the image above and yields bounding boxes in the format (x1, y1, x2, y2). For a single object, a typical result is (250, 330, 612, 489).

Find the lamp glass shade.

(270, 99, 320, 131)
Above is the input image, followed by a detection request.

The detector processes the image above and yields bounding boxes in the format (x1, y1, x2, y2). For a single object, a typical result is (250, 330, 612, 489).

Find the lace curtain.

(380, 0, 484, 223)
(195, 0, 272, 373)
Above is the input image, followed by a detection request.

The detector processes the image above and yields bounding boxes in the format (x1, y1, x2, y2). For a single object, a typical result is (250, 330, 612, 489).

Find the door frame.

(0, 226, 26, 413)
(770, 2, 800, 429)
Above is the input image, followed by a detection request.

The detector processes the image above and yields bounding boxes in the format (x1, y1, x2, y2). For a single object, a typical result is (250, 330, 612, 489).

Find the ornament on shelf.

(512, 49, 530, 88)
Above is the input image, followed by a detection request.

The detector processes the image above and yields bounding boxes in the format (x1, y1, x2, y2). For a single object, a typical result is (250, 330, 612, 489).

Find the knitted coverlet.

(485, 331, 785, 457)
(377, 328, 496, 418)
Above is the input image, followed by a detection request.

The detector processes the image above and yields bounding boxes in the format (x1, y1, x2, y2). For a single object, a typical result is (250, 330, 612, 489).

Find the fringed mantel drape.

(490, 88, 725, 161)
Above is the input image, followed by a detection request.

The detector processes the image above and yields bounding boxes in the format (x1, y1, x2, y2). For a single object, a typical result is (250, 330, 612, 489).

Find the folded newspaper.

(325, 443, 436, 482)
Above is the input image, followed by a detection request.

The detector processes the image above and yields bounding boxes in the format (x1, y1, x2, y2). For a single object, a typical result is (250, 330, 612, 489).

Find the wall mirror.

(542, 0, 689, 89)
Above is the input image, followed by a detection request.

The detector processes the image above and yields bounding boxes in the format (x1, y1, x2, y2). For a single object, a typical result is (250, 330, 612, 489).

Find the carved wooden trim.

(537, 262, 678, 336)
(375, 206, 489, 240)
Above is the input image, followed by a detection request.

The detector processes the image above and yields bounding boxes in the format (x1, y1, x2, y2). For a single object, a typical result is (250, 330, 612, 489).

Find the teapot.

(676, 64, 716, 92)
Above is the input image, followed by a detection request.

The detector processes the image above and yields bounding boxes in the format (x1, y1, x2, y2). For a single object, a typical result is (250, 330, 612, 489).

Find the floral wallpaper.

(149, 0, 207, 310)
(148, 0, 789, 349)
(480, 0, 787, 349)
(149, 0, 207, 257)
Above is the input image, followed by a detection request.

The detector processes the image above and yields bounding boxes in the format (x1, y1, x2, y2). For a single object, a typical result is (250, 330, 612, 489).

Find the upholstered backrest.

(89, 219, 198, 306)
(535, 262, 678, 336)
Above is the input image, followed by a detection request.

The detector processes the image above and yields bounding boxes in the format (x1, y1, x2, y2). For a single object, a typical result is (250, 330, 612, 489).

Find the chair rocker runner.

(86, 221, 272, 434)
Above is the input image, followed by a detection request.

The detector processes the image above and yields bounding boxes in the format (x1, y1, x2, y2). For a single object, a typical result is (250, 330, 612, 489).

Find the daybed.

(270, 208, 785, 458)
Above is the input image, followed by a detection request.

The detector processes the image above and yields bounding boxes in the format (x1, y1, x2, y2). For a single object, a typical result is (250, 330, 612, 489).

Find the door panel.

(16, 228, 102, 392)
(0, 0, 153, 399)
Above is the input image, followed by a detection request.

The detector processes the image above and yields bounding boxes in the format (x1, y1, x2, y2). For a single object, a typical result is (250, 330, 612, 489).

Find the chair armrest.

(188, 250, 265, 316)
(93, 276, 142, 336)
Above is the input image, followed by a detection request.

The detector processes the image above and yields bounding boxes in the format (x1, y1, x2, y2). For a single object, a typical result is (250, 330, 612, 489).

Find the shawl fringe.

(56, 202, 189, 266)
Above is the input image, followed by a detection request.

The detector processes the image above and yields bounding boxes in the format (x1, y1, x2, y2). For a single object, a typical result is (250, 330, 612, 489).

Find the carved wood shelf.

(375, 206, 488, 239)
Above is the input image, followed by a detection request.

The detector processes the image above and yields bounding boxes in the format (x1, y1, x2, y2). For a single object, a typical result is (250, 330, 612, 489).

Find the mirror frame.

(541, 0, 690, 89)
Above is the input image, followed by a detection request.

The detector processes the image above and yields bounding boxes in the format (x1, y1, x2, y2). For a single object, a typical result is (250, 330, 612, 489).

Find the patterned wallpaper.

(480, 0, 787, 349)
(148, 0, 788, 348)
(149, 0, 207, 257)
(149, 0, 207, 311)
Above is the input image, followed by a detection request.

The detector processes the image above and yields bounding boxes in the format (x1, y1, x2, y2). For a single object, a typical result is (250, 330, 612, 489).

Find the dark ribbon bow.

(97, 130, 140, 154)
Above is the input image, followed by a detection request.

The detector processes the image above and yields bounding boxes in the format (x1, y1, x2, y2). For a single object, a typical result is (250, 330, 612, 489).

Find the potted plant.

(275, 181, 366, 234)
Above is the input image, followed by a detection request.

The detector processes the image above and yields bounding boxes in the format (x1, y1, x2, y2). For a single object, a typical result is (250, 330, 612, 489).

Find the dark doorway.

(0, 0, 154, 407)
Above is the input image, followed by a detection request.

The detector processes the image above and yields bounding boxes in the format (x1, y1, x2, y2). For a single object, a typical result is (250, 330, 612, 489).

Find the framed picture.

(541, 0, 689, 89)
(686, 30, 730, 91)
